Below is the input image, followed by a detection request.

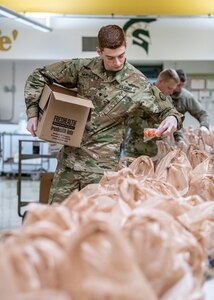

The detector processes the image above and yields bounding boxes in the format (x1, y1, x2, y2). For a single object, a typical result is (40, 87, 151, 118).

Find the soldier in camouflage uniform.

(25, 25, 183, 204)
(172, 69, 210, 143)
(122, 68, 181, 158)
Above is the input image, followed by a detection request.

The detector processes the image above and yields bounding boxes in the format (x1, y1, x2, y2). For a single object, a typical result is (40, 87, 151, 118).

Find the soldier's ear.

(96, 47, 102, 56)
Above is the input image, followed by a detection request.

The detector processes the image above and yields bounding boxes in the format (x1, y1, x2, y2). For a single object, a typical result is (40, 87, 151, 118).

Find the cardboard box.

(37, 84, 94, 147)
(48, 142, 63, 155)
(39, 172, 54, 204)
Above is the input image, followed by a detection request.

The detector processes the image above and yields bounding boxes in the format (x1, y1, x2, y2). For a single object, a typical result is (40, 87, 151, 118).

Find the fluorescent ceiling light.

(0, 5, 53, 32)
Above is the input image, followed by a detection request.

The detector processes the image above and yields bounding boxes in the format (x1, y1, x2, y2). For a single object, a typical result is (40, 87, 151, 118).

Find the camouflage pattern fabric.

(122, 86, 181, 157)
(122, 125, 160, 158)
(172, 87, 210, 142)
(172, 87, 210, 129)
(173, 129, 185, 142)
(48, 155, 102, 204)
(25, 58, 183, 203)
(172, 88, 210, 128)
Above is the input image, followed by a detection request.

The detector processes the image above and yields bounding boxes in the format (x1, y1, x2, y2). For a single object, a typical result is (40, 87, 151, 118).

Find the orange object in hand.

(144, 128, 160, 139)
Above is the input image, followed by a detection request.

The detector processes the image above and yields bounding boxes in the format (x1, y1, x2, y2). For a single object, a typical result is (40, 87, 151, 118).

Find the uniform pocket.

(100, 85, 137, 120)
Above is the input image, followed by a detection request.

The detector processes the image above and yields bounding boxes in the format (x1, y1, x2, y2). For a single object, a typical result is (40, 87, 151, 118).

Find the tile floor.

(0, 176, 213, 299)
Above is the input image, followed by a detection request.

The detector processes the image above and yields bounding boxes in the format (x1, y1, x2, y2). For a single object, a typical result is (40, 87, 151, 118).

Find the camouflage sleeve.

(187, 96, 210, 128)
(173, 129, 184, 142)
(24, 68, 49, 119)
(139, 84, 184, 130)
(24, 60, 81, 119)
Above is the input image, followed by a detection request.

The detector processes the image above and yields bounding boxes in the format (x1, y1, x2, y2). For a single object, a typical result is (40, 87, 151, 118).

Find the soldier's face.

(96, 46, 126, 72)
(174, 81, 185, 94)
(158, 78, 178, 95)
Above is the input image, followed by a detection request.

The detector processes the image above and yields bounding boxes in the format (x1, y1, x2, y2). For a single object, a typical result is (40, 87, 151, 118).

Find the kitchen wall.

(1, 16, 214, 60)
(0, 60, 55, 124)
(0, 16, 214, 126)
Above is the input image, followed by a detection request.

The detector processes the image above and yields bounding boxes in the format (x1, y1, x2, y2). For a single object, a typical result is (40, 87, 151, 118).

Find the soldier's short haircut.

(98, 25, 126, 51)
(176, 69, 187, 82)
(158, 68, 180, 83)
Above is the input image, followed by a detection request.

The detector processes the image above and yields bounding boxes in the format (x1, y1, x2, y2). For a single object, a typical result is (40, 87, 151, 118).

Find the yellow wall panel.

(1, 0, 214, 16)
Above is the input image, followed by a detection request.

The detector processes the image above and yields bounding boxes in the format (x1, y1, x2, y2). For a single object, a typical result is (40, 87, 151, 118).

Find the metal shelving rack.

(0, 132, 38, 177)
(17, 139, 57, 217)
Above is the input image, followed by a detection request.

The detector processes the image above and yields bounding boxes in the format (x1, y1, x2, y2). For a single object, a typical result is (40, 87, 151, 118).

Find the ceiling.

(1, 0, 214, 16)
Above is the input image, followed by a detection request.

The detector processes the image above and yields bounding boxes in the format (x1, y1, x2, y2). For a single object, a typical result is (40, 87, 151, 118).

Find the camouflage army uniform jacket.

(25, 57, 183, 173)
(122, 88, 182, 158)
(172, 87, 210, 141)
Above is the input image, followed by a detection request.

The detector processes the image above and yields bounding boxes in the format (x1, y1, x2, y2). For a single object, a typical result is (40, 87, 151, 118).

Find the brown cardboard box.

(39, 172, 54, 204)
(48, 142, 63, 155)
(37, 84, 94, 147)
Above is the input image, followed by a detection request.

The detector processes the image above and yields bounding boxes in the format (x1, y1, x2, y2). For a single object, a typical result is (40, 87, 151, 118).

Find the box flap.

(39, 85, 52, 110)
(53, 92, 94, 108)
(48, 83, 77, 96)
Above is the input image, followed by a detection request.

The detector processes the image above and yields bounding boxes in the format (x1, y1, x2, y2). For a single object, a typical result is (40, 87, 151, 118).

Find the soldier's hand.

(200, 126, 209, 133)
(158, 116, 178, 137)
(200, 126, 211, 146)
(26, 117, 38, 137)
